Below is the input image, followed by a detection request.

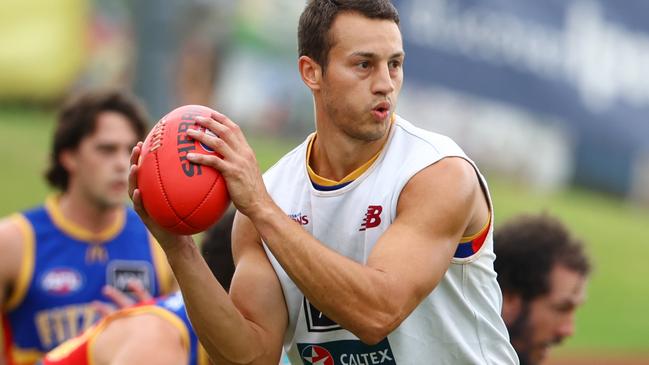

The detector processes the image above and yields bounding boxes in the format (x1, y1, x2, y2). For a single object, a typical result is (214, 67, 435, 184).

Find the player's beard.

(507, 302, 534, 365)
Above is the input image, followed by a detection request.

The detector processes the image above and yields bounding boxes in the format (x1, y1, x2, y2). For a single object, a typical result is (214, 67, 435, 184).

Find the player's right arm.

(128, 144, 288, 364)
(0, 216, 26, 365)
(189, 212, 288, 364)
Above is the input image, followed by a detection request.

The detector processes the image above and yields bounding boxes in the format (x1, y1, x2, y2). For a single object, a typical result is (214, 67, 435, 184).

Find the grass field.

(1, 108, 648, 360)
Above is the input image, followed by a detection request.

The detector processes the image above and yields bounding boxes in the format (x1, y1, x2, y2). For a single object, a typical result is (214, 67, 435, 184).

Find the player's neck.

(311, 124, 388, 182)
(57, 191, 122, 234)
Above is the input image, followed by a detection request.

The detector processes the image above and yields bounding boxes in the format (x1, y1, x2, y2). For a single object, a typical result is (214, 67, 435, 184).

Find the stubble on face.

(507, 302, 535, 365)
(509, 303, 564, 365)
(320, 85, 388, 142)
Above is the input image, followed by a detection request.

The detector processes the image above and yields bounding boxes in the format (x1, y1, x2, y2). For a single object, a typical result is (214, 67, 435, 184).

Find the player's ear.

(59, 149, 78, 173)
(298, 55, 322, 91)
(501, 292, 523, 324)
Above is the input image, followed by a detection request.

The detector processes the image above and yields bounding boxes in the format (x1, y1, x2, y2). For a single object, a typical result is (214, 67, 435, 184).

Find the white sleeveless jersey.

(262, 116, 518, 365)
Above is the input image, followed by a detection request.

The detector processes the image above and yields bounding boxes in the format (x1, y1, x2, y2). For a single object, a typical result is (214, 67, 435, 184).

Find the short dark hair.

(494, 214, 591, 301)
(45, 89, 149, 191)
(201, 209, 236, 291)
(298, 0, 400, 72)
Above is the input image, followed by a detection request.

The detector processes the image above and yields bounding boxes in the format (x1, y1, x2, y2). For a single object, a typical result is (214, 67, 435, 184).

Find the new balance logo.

(359, 205, 383, 231)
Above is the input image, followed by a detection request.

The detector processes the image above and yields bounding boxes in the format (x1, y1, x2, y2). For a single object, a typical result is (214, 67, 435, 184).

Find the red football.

(137, 105, 230, 235)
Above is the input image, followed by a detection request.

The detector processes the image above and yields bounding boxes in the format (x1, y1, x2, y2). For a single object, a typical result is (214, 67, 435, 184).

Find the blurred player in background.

(37, 210, 237, 365)
(129, 0, 518, 363)
(0, 89, 174, 365)
(495, 214, 591, 365)
(38, 291, 205, 365)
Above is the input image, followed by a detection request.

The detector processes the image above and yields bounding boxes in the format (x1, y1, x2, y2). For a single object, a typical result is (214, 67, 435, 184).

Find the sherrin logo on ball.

(137, 105, 230, 235)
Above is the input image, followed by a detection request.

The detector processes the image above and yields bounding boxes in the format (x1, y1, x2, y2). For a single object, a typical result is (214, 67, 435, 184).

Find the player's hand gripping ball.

(137, 105, 230, 235)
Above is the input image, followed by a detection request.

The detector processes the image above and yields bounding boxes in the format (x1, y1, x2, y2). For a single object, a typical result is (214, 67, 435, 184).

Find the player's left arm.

(253, 158, 486, 344)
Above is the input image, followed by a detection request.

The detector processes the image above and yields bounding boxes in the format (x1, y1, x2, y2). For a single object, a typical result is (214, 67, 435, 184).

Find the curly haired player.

(495, 214, 591, 365)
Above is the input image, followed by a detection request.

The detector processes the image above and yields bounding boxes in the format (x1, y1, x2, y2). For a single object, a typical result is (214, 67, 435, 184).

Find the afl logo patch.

(40, 268, 83, 295)
(301, 345, 334, 365)
(198, 127, 217, 153)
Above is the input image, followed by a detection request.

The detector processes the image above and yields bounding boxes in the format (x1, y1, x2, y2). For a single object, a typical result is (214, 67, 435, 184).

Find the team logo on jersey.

(359, 205, 383, 231)
(304, 297, 342, 332)
(107, 260, 153, 295)
(40, 268, 84, 295)
(301, 345, 334, 365)
(289, 212, 310, 225)
(297, 339, 396, 365)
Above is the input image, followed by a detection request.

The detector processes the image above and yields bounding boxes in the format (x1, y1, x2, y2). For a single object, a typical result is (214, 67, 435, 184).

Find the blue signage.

(393, 0, 649, 194)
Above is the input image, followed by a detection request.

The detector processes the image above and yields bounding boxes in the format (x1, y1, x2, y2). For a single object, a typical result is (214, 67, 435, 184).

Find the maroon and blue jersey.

(2, 197, 173, 365)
